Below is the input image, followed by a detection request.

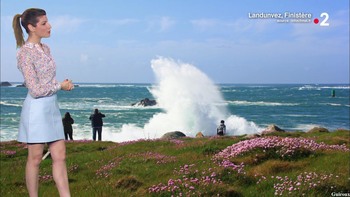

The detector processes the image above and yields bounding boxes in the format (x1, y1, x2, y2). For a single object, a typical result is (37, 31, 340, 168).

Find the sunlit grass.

(1, 130, 349, 196)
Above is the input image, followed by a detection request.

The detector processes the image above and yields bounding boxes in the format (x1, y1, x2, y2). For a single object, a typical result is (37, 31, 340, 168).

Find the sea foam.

(106, 57, 261, 142)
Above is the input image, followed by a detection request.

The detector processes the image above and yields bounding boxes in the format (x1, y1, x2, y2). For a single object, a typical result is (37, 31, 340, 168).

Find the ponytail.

(12, 8, 47, 48)
(13, 14, 25, 48)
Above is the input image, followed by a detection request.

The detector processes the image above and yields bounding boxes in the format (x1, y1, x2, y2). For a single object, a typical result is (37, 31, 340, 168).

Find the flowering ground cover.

(0, 129, 349, 196)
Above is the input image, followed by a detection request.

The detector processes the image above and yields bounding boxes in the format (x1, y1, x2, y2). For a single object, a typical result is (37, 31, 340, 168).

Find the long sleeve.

(17, 43, 61, 98)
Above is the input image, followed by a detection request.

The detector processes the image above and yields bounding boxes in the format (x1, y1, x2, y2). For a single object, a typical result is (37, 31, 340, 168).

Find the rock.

(16, 83, 26, 87)
(261, 124, 285, 135)
(131, 98, 157, 107)
(195, 132, 204, 138)
(0, 81, 12, 86)
(161, 131, 186, 139)
(307, 127, 329, 133)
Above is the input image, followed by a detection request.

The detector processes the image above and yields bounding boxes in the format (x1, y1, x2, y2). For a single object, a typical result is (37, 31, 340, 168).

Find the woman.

(62, 112, 74, 140)
(13, 8, 73, 197)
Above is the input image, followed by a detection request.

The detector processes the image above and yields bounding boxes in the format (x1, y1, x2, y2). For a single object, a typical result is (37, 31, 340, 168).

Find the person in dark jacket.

(217, 120, 226, 136)
(62, 112, 74, 140)
(89, 108, 105, 141)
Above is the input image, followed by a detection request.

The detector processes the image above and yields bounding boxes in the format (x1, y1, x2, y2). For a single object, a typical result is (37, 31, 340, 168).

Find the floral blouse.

(17, 42, 61, 98)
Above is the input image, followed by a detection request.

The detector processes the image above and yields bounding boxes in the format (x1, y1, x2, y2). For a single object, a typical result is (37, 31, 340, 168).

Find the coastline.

(1, 126, 349, 143)
(1, 83, 349, 143)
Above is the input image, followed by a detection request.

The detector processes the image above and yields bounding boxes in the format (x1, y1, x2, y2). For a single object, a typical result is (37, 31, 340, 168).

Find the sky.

(1, 0, 349, 84)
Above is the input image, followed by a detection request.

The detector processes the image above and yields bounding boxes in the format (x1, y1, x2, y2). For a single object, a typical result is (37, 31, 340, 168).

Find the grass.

(0, 130, 349, 196)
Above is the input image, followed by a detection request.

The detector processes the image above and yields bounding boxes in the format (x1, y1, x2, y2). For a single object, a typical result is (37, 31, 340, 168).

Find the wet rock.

(261, 124, 285, 135)
(16, 83, 26, 87)
(161, 131, 186, 139)
(0, 81, 12, 86)
(307, 127, 329, 133)
(131, 98, 157, 107)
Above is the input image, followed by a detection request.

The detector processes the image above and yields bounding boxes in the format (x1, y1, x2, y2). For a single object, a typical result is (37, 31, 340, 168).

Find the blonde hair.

(12, 8, 46, 48)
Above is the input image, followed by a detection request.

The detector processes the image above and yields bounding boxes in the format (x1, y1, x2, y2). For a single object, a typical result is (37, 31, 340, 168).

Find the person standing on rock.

(217, 120, 226, 136)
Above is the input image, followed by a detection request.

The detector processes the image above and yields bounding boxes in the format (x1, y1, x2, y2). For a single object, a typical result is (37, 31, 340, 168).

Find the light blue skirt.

(18, 93, 64, 143)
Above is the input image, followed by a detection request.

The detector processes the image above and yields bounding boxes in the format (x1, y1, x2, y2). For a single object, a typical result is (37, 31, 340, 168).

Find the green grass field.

(1, 129, 349, 196)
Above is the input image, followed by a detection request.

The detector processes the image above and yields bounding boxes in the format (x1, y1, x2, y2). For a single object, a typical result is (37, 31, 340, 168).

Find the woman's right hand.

(61, 79, 74, 91)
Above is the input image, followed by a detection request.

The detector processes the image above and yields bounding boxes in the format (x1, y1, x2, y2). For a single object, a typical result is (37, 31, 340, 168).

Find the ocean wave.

(0, 101, 22, 107)
(320, 86, 350, 89)
(228, 100, 298, 106)
(291, 124, 323, 131)
(76, 84, 151, 88)
(245, 85, 272, 88)
(75, 97, 114, 102)
(298, 85, 350, 90)
(221, 89, 237, 93)
(320, 103, 344, 107)
(77, 84, 126, 88)
(272, 114, 318, 117)
(103, 105, 160, 110)
(298, 85, 321, 90)
(58, 102, 160, 111)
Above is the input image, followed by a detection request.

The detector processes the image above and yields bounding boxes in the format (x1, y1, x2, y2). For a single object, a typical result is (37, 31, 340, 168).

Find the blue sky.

(1, 0, 349, 84)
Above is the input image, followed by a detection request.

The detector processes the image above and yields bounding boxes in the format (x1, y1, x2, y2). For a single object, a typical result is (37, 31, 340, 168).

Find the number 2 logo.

(320, 12, 329, 26)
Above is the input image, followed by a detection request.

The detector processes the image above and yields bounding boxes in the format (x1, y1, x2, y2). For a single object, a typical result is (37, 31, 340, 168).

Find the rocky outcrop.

(195, 132, 204, 138)
(161, 131, 186, 139)
(131, 98, 157, 107)
(16, 83, 26, 87)
(261, 124, 285, 135)
(0, 82, 12, 86)
(307, 127, 329, 133)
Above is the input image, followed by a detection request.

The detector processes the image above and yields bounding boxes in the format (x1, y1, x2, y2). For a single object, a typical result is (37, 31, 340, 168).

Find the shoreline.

(1, 126, 349, 144)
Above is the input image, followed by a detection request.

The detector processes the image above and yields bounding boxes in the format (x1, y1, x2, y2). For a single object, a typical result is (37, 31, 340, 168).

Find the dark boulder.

(307, 127, 329, 133)
(16, 83, 26, 87)
(131, 98, 157, 107)
(0, 81, 12, 86)
(161, 131, 186, 139)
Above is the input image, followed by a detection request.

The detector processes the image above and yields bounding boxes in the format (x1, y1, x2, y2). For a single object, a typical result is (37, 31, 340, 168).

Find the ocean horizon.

(2, 81, 349, 143)
(1, 57, 349, 143)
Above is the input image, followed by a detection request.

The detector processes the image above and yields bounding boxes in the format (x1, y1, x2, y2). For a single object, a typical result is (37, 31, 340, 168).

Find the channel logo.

(314, 12, 330, 26)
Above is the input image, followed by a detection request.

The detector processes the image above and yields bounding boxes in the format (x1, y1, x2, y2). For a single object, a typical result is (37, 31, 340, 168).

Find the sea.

(1, 58, 349, 142)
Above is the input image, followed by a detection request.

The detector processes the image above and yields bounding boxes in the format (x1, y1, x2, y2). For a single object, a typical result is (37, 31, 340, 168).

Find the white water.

(103, 57, 261, 142)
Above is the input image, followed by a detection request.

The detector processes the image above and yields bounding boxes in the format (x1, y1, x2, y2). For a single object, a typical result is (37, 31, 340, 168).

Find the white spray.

(104, 57, 261, 142)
